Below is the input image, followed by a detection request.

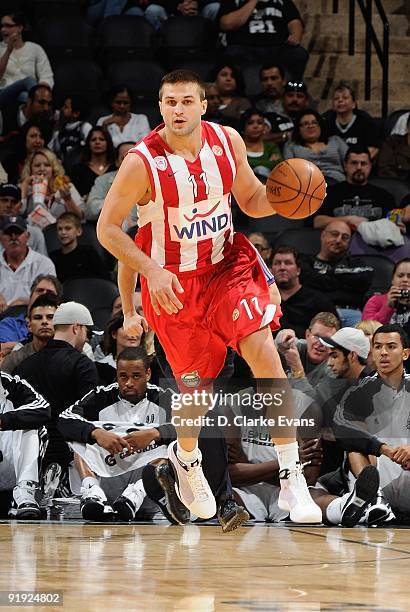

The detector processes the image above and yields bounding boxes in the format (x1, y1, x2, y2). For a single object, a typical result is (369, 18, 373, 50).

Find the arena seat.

(98, 15, 155, 62)
(351, 254, 394, 298)
(52, 58, 103, 107)
(37, 15, 94, 59)
(382, 108, 410, 137)
(159, 16, 218, 68)
(107, 59, 164, 101)
(273, 228, 321, 255)
(368, 177, 410, 206)
(62, 278, 119, 330)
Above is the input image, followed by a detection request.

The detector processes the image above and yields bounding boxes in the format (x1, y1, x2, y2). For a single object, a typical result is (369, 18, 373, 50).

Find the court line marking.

(288, 527, 410, 556)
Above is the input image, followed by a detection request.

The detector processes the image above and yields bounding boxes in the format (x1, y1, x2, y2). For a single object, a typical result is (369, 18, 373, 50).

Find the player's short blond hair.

(159, 69, 206, 101)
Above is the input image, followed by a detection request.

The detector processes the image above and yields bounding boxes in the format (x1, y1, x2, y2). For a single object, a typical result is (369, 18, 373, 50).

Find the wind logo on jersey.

(168, 197, 230, 242)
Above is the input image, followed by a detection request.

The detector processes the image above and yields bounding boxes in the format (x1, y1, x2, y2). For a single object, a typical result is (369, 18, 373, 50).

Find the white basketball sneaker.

(81, 484, 107, 521)
(13, 480, 41, 520)
(113, 482, 145, 521)
(278, 463, 322, 523)
(168, 442, 217, 519)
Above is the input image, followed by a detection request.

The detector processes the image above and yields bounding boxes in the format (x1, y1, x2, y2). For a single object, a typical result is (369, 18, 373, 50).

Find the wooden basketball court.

(1, 521, 409, 610)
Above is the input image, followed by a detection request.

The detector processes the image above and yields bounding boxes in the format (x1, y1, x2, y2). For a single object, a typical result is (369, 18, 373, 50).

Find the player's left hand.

(392, 445, 410, 465)
(147, 267, 184, 315)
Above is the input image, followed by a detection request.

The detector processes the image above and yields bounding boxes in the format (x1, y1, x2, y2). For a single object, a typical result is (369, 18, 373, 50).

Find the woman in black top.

(69, 127, 116, 197)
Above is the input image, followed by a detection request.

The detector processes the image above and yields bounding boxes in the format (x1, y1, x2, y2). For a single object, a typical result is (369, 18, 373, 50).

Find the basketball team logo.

(181, 370, 201, 388)
(212, 145, 223, 157)
(154, 156, 168, 171)
(232, 308, 239, 321)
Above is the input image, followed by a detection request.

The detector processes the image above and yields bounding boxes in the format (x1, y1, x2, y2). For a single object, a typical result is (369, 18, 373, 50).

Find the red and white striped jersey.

(129, 121, 237, 274)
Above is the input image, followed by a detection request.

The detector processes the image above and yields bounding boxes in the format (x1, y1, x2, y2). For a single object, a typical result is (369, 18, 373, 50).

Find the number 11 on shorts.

(240, 297, 263, 320)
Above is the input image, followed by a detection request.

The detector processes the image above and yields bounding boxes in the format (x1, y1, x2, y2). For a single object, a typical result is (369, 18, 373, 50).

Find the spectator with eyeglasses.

(284, 109, 348, 185)
(301, 220, 374, 326)
(0, 11, 53, 132)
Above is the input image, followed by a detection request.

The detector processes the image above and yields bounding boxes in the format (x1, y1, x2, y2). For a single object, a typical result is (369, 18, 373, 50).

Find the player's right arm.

(97, 153, 184, 315)
(117, 261, 148, 336)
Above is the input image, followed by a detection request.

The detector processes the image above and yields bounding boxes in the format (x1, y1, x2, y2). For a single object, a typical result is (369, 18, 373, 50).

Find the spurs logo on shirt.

(129, 121, 237, 273)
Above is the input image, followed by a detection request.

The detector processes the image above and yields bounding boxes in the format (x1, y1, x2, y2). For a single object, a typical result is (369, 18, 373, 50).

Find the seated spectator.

(219, 0, 308, 80)
(275, 311, 340, 385)
(332, 324, 410, 521)
(0, 216, 56, 307)
(323, 83, 380, 160)
(145, 1, 220, 31)
(97, 85, 150, 149)
(2, 121, 47, 184)
(49, 96, 92, 166)
(0, 370, 49, 519)
(97, 313, 145, 383)
(378, 113, 410, 184)
(49, 212, 110, 283)
(240, 108, 282, 176)
(208, 63, 251, 129)
(87, 0, 145, 25)
(20, 149, 84, 224)
(284, 109, 348, 184)
(15, 301, 99, 475)
(85, 141, 135, 223)
(70, 127, 116, 198)
(362, 258, 410, 327)
(283, 80, 310, 120)
(271, 246, 337, 337)
(258, 80, 309, 146)
(17, 84, 55, 140)
(355, 319, 382, 371)
(253, 63, 286, 116)
(301, 220, 374, 325)
(1, 293, 58, 374)
(203, 82, 223, 123)
(0, 11, 53, 131)
(0, 183, 47, 255)
(246, 231, 272, 265)
(0, 274, 62, 345)
(313, 146, 396, 230)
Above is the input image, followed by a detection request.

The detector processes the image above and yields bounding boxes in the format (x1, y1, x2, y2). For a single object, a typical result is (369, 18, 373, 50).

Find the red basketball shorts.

(140, 233, 282, 390)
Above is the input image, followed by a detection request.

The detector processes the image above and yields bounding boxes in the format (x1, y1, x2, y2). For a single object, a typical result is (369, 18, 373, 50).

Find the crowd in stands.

(0, 2, 410, 528)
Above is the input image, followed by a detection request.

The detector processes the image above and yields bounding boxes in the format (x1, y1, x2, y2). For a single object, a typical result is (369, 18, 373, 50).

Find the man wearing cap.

(15, 302, 98, 476)
(0, 215, 55, 308)
(287, 327, 371, 475)
(0, 183, 47, 255)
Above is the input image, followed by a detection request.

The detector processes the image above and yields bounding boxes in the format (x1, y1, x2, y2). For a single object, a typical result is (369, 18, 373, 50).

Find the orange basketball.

(266, 158, 326, 219)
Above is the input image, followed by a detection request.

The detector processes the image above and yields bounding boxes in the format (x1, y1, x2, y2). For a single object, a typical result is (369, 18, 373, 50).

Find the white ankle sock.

(177, 443, 199, 464)
(326, 493, 349, 524)
(275, 441, 299, 471)
(82, 476, 99, 489)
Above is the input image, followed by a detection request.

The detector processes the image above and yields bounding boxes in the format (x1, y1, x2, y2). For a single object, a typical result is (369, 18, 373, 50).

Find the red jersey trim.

(218, 124, 238, 173)
(128, 148, 156, 202)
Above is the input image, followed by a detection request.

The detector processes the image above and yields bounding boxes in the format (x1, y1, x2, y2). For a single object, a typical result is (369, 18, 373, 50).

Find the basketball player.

(97, 69, 322, 523)
(0, 371, 49, 519)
